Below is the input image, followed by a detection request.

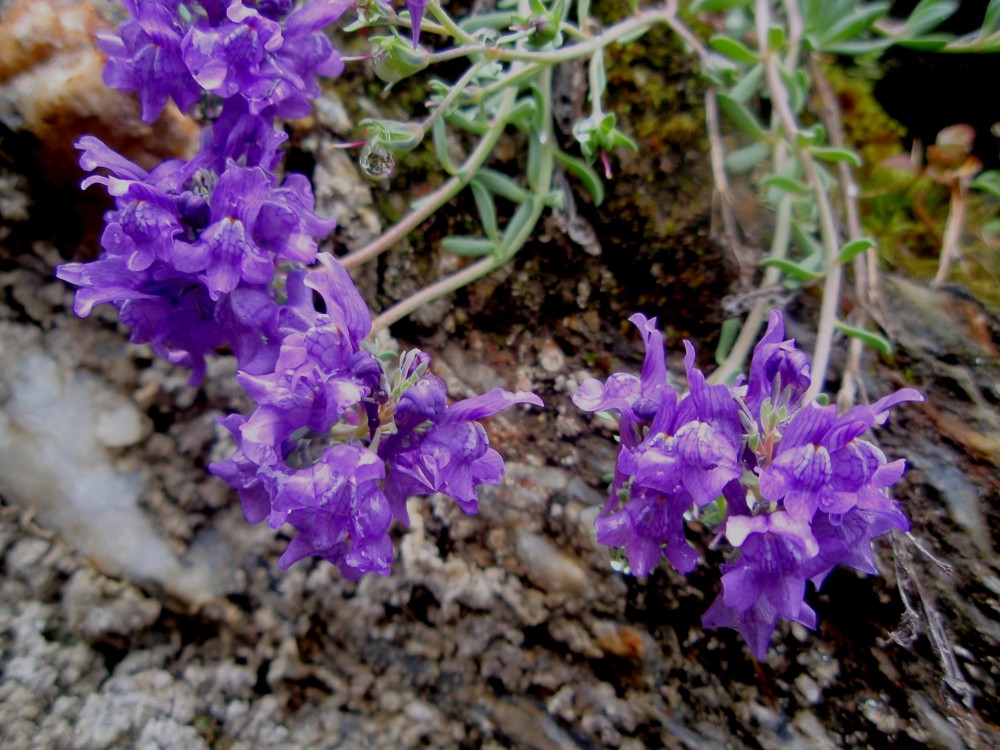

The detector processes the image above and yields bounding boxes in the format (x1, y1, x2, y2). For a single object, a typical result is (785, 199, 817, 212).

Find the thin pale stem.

(932, 180, 968, 289)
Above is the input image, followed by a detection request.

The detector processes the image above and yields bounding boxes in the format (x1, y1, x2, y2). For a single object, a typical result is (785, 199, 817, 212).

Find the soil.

(0, 5, 999, 750)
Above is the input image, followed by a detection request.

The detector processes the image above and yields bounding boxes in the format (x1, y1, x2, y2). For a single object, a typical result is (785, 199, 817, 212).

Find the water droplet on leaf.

(360, 142, 395, 181)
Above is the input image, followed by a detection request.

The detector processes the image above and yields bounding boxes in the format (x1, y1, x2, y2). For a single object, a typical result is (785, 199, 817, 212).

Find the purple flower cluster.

(100, 0, 351, 122)
(58, 0, 543, 580)
(575, 312, 922, 659)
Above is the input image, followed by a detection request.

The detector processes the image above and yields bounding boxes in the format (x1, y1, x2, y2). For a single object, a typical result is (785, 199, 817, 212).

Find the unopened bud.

(371, 35, 429, 83)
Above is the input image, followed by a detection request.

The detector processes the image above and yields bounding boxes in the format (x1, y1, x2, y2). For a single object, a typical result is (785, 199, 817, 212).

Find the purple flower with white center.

(98, 0, 203, 122)
(701, 511, 819, 660)
(381, 376, 543, 522)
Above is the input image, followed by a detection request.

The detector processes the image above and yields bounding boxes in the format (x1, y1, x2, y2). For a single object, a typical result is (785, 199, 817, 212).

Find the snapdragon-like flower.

(99, 0, 351, 121)
(576, 310, 923, 658)
(575, 314, 741, 575)
(58, 118, 335, 381)
(208, 255, 543, 579)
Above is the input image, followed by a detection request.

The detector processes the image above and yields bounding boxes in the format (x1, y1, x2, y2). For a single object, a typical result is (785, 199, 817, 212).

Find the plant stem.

(343, 79, 520, 271)
(370, 69, 556, 334)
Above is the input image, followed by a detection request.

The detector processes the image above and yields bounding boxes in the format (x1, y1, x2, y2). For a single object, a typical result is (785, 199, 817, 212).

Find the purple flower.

(404, 0, 428, 47)
(758, 388, 923, 522)
(381, 377, 543, 522)
(266, 444, 394, 578)
(595, 487, 700, 575)
(181, 0, 351, 117)
(172, 163, 276, 296)
(98, 0, 203, 122)
(804, 505, 909, 588)
(702, 512, 819, 660)
(743, 310, 812, 417)
(56, 257, 226, 384)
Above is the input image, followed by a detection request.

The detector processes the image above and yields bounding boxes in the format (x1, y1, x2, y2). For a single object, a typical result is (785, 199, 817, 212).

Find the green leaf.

(441, 236, 497, 257)
(470, 180, 499, 242)
(445, 110, 489, 135)
(811, 146, 863, 167)
(815, 3, 890, 49)
(778, 65, 809, 114)
(588, 53, 608, 105)
(767, 25, 786, 51)
(760, 174, 811, 195)
(822, 37, 893, 55)
(501, 199, 539, 248)
(984, 0, 1000, 35)
(709, 35, 760, 65)
(690, 0, 752, 11)
(726, 142, 771, 173)
(895, 34, 953, 50)
(901, 0, 958, 37)
(431, 118, 459, 175)
(837, 237, 875, 264)
(728, 63, 764, 103)
(972, 170, 1000, 200)
(714, 317, 742, 366)
(554, 150, 605, 205)
(717, 93, 768, 141)
(508, 97, 539, 133)
(792, 221, 823, 257)
(760, 257, 825, 281)
(474, 169, 531, 203)
(834, 320, 893, 355)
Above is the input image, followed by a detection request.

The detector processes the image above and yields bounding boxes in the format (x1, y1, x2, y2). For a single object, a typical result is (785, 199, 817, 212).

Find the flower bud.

(371, 35, 429, 83)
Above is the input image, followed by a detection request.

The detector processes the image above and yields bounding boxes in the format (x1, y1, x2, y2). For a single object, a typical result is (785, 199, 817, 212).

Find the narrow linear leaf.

(470, 180, 499, 242)
(834, 320, 893, 355)
(714, 317, 742, 366)
(760, 174, 811, 195)
(444, 111, 489, 135)
(901, 0, 958, 37)
(817, 3, 890, 48)
(441, 236, 497, 257)
(554, 149, 605, 205)
(767, 25, 786, 51)
(432, 117, 459, 175)
(728, 63, 764, 103)
(824, 38, 893, 55)
(837, 237, 876, 264)
(690, 0, 752, 11)
(717, 93, 768, 141)
(895, 34, 954, 51)
(726, 142, 771, 173)
(474, 169, 530, 203)
(760, 257, 826, 281)
(985, 0, 1000, 35)
(792, 221, 823, 257)
(501, 199, 539, 249)
(811, 146, 863, 167)
(709, 35, 760, 65)
(971, 170, 1000, 200)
